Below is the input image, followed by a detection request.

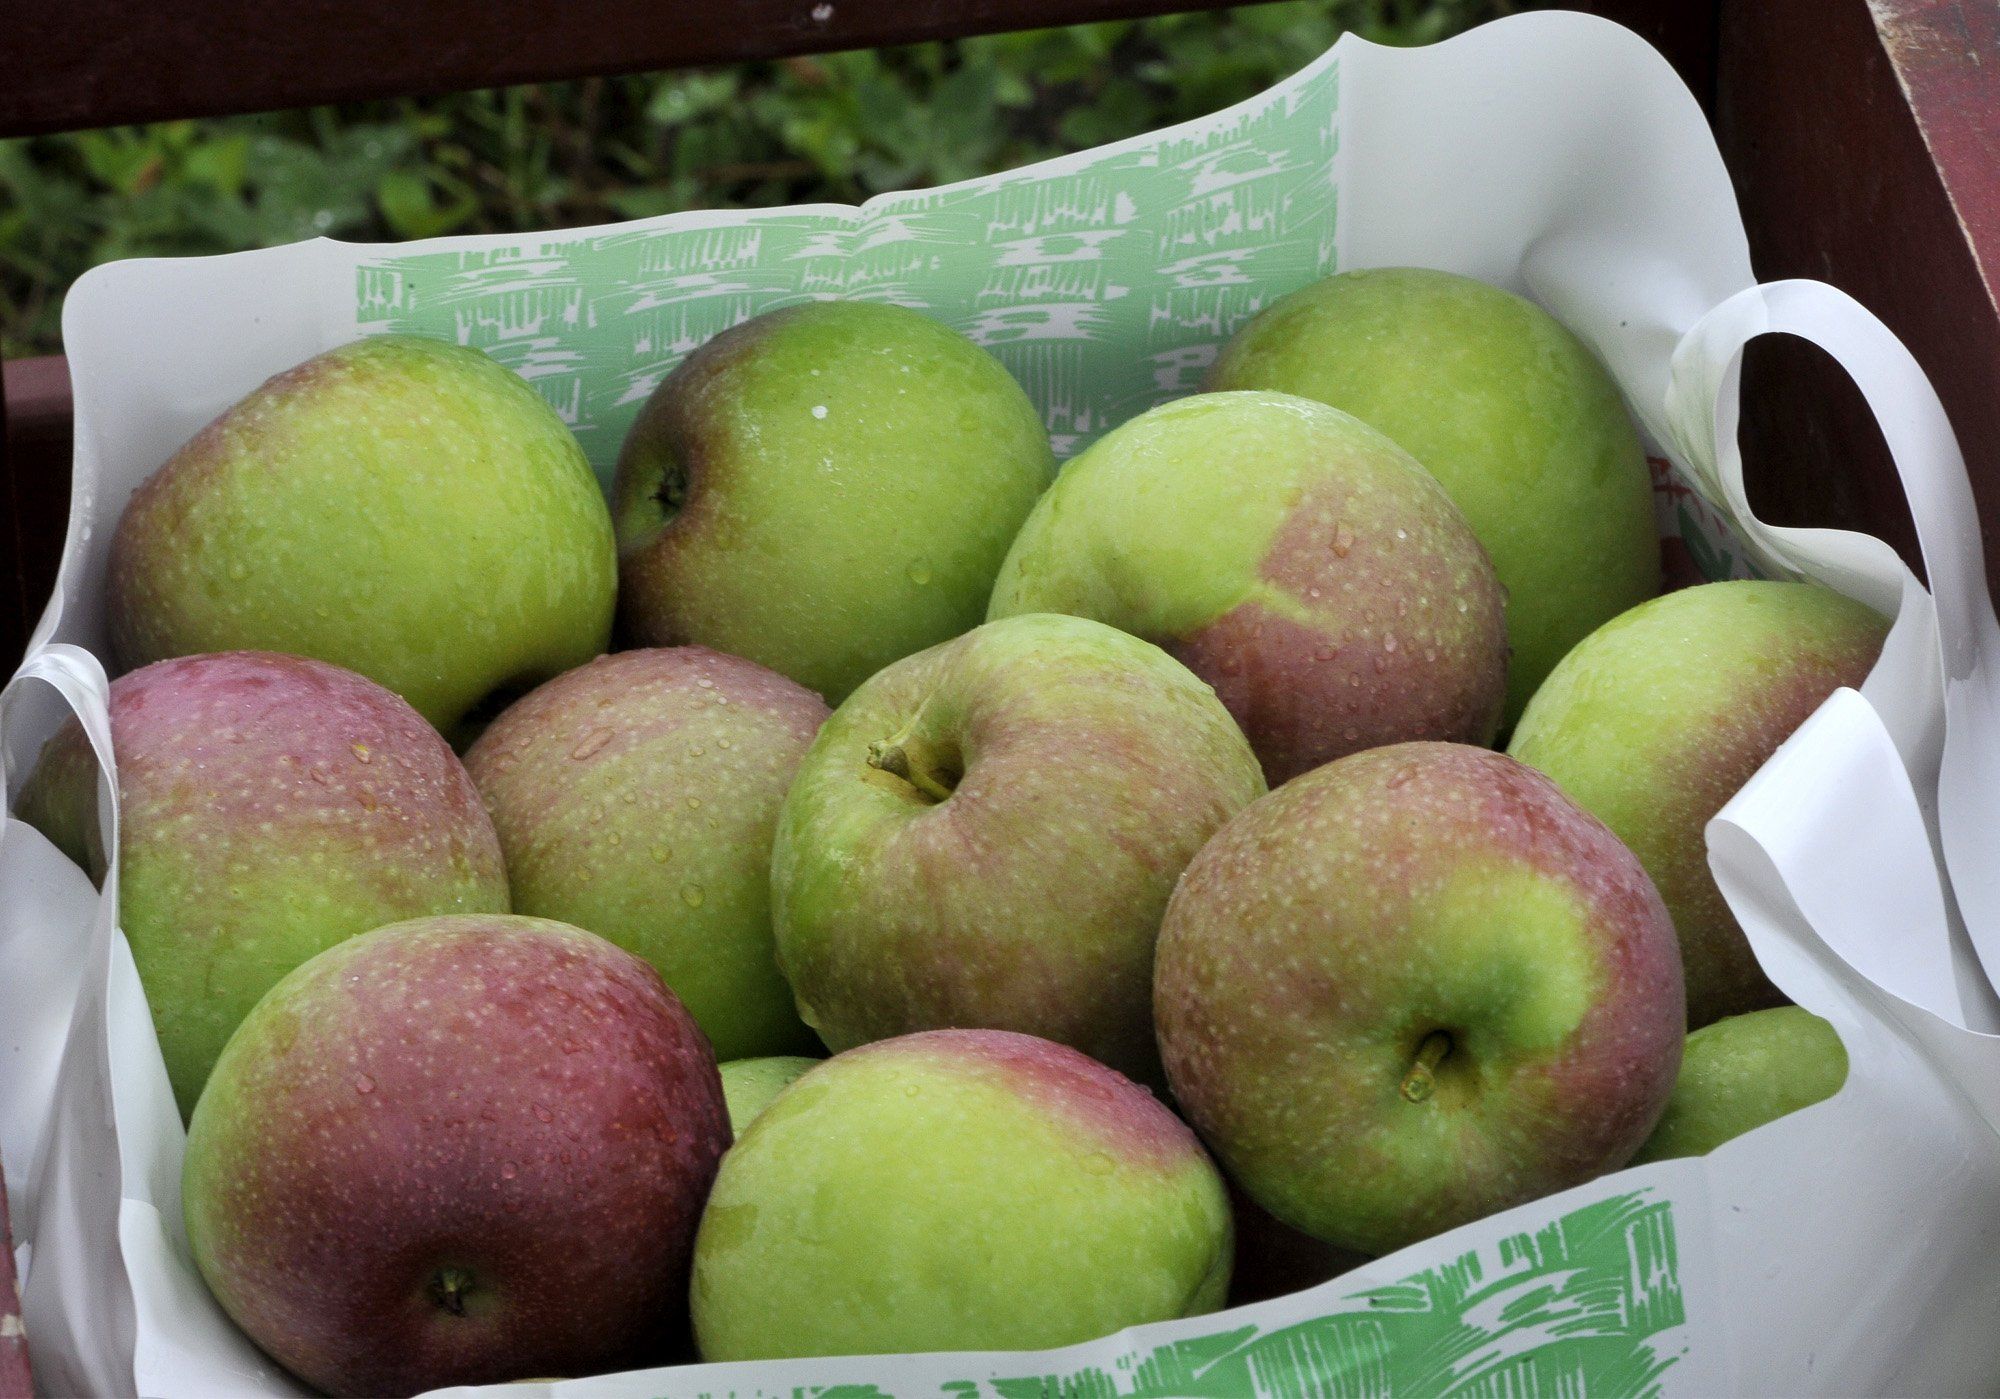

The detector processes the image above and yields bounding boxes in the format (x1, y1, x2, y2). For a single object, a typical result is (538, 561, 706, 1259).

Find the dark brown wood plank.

(1, 357, 72, 667)
(2, 0, 1260, 138)
(1718, 0, 2000, 592)
(3, 2, 1723, 139)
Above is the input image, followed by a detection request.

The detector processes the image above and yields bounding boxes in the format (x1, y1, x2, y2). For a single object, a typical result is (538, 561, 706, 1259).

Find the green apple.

(773, 612, 1265, 1082)
(16, 651, 509, 1117)
(1633, 1006, 1848, 1163)
(106, 334, 616, 741)
(1508, 581, 1888, 1025)
(988, 391, 1506, 784)
(691, 1029, 1231, 1360)
(1207, 267, 1659, 723)
(464, 647, 827, 1060)
(1155, 742, 1684, 1256)
(717, 1056, 820, 1136)
(183, 914, 730, 1395)
(613, 301, 1055, 703)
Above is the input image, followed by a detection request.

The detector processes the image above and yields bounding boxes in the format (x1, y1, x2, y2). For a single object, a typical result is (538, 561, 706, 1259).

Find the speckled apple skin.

(1207, 267, 1658, 724)
(1632, 1006, 1848, 1163)
(1508, 581, 1888, 1026)
(773, 613, 1266, 1082)
(690, 1028, 1231, 1361)
(464, 648, 828, 1060)
(717, 1055, 821, 1135)
(613, 301, 1055, 703)
(987, 391, 1507, 785)
(14, 652, 508, 1117)
(1154, 742, 1683, 1257)
(106, 335, 617, 737)
(182, 914, 730, 1397)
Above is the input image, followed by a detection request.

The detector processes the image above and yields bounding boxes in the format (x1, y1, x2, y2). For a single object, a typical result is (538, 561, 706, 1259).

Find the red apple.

(181, 914, 729, 1395)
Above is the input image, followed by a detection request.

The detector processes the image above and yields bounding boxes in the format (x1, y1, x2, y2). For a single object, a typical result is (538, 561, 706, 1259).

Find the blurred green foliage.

(0, 0, 1511, 356)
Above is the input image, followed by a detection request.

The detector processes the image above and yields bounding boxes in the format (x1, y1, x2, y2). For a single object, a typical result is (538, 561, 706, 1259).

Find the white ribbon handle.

(1666, 280, 2000, 1020)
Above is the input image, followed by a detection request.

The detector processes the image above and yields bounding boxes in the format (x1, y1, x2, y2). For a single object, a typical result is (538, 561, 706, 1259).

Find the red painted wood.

(0, 1158, 32, 1396)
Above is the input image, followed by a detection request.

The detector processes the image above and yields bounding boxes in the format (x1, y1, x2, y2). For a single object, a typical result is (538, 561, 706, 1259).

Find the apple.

(717, 1056, 820, 1136)
(772, 612, 1265, 1082)
(464, 647, 827, 1061)
(987, 391, 1506, 784)
(1508, 580, 1889, 1025)
(182, 913, 730, 1396)
(14, 651, 508, 1117)
(612, 300, 1055, 703)
(1206, 267, 1658, 724)
(107, 334, 617, 741)
(690, 1028, 1231, 1360)
(1632, 1006, 1848, 1163)
(1154, 741, 1683, 1257)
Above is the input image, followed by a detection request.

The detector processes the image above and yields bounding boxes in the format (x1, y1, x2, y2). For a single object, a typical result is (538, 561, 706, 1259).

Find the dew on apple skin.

(1332, 522, 1356, 557)
(500, 1161, 518, 1181)
(651, 845, 671, 864)
(534, 1104, 555, 1123)
(351, 742, 372, 763)
(1083, 1152, 1115, 1176)
(907, 559, 933, 587)
(680, 883, 706, 909)
(571, 728, 614, 760)
(354, 1073, 376, 1095)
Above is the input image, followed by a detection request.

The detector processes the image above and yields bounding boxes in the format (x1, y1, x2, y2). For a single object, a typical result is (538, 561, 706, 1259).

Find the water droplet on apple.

(686, 796, 703, 810)
(350, 743, 371, 763)
(354, 1073, 375, 1095)
(652, 845, 671, 864)
(571, 729, 613, 760)
(681, 883, 705, 908)
(688, 744, 705, 757)
(717, 737, 732, 750)
(1371, 656, 1388, 675)
(907, 559, 932, 586)
(1315, 645, 1337, 661)
(1383, 634, 1399, 654)
(1332, 523, 1355, 557)
(500, 1161, 518, 1180)
(1083, 1152, 1115, 1175)
(902, 1084, 921, 1098)
(560, 1039, 582, 1054)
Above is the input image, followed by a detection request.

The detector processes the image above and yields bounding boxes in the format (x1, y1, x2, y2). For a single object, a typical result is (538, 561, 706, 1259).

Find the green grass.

(0, 0, 1514, 358)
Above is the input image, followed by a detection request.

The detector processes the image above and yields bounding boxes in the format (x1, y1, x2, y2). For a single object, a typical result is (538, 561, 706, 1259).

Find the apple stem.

(1400, 1031, 1453, 1104)
(431, 1266, 476, 1317)
(867, 738, 956, 803)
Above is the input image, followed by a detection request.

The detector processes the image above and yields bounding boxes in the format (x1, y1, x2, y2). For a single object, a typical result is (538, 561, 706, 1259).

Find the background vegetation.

(0, 0, 1513, 357)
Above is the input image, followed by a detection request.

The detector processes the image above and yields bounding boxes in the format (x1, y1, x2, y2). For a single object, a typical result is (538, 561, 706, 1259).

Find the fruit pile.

(18, 268, 1880, 1395)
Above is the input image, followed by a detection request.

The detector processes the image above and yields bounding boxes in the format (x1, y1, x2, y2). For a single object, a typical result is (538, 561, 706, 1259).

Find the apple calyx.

(429, 1265, 478, 1317)
(1399, 1031, 1454, 1104)
(653, 454, 690, 522)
